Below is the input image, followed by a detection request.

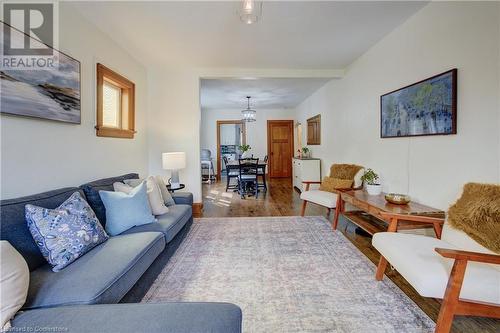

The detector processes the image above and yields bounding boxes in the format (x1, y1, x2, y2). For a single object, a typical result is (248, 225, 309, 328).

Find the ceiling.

(200, 78, 331, 109)
(71, 1, 427, 69)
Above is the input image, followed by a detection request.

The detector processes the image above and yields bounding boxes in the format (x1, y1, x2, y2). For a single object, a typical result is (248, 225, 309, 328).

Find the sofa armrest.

(435, 248, 500, 265)
(12, 303, 242, 333)
(171, 192, 193, 206)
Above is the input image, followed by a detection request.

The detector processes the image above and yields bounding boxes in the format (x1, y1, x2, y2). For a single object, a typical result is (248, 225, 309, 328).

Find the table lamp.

(162, 152, 186, 189)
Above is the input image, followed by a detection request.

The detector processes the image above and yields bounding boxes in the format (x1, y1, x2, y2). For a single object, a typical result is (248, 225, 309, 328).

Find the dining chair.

(238, 158, 259, 199)
(223, 156, 239, 192)
(257, 155, 268, 192)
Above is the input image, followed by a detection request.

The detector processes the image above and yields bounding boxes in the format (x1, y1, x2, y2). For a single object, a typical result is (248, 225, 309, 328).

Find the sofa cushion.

(1, 187, 85, 271)
(12, 302, 242, 333)
(25, 192, 109, 272)
(171, 192, 193, 206)
(122, 205, 192, 243)
(79, 173, 139, 226)
(24, 232, 165, 309)
(300, 190, 338, 208)
(372, 232, 500, 304)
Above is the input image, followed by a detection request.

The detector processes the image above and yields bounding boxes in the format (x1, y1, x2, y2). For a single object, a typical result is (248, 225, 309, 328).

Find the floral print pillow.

(25, 192, 109, 272)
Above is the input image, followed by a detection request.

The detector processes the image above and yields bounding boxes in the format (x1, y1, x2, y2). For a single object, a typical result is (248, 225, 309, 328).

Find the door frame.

(267, 120, 294, 178)
(216, 120, 246, 180)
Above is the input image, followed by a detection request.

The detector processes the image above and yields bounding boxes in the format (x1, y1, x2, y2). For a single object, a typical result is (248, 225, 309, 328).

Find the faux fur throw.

(319, 177, 353, 193)
(447, 183, 500, 254)
(329, 164, 363, 180)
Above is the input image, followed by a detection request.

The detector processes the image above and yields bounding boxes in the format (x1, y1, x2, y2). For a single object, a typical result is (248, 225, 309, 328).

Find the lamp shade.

(162, 152, 186, 170)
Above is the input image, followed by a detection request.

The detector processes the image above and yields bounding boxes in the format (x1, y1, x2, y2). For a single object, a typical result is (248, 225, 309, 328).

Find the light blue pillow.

(99, 182, 156, 236)
(25, 192, 109, 272)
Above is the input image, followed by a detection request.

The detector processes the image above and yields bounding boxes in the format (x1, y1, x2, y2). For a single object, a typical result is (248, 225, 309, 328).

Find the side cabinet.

(292, 158, 321, 192)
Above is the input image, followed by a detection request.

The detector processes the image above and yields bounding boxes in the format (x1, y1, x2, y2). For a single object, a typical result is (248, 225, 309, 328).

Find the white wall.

(147, 69, 202, 202)
(0, 3, 149, 199)
(200, 108, 295, 172)
(296, 2, 500, 209)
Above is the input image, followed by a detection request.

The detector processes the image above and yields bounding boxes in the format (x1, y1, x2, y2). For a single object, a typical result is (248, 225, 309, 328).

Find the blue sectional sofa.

(1, 173, 242, 332)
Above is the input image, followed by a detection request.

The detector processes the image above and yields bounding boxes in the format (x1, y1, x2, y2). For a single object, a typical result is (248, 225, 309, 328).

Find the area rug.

(143, 216, 435, 332)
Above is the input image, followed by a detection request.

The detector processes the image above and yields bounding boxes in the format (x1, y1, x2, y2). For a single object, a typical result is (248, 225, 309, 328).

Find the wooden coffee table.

(333, 190, 445, 237)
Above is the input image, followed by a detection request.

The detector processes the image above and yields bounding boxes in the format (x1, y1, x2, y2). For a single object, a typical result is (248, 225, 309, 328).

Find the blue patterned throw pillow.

(25, 192, 109, 272)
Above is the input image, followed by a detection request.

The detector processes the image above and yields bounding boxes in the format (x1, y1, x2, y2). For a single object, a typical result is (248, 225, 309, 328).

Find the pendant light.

(239, 0, 262, 25)
(241, 96, 256, 122)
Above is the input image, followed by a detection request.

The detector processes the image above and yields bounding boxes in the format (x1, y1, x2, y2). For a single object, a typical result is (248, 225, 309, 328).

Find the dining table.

(224, 159, 268, 197)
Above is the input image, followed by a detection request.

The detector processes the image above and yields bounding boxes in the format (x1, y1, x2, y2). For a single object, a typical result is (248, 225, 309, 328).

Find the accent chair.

(372, 212, 500, 333)
(300, 164, 364, 227)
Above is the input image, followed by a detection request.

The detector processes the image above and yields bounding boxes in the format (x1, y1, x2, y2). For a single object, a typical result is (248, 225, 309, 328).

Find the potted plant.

(239, 144, 252, 158)
(361, 168, 382, 195)
(301, 147, 310, 158)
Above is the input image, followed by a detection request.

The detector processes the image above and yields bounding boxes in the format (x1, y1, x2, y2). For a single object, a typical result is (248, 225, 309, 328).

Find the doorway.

(267, 120, 294, 178)
(216, 120, 246, 180)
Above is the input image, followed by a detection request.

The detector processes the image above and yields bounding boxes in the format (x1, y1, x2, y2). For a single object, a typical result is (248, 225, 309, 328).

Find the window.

(96, 63, 135, 138)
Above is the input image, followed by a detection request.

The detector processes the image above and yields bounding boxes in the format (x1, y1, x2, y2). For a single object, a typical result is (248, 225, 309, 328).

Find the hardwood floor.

(198, 177, 500, 333)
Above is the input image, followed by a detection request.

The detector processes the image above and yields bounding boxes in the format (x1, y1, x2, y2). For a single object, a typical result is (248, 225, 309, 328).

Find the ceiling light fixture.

(239, 0, 262, 25)
(241, 96, 256, 122)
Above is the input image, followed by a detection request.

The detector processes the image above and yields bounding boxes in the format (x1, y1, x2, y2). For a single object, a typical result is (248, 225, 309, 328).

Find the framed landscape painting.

(380, 69, 457, 138)
(0, 22, 81, 124)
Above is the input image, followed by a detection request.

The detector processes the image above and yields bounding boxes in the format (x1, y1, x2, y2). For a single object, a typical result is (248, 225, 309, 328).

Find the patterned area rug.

(143, 216, 435, 332)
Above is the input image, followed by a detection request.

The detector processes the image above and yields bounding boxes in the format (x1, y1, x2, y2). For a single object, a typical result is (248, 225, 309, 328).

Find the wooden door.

(267, 120, 294, 178)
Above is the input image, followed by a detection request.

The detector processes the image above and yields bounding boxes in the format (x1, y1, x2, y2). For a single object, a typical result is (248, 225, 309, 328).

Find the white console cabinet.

(292, 158, 321, 192)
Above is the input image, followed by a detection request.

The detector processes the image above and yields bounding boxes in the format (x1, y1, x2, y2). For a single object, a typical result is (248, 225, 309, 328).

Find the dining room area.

(199, 77, 329, 210)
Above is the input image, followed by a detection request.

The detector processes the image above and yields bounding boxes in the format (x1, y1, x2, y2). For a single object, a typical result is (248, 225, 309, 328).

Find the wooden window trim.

(96, 63, 136, 138)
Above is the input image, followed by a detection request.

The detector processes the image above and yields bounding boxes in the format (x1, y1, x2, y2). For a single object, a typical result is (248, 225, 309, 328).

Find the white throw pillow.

(121, 178, 169, 215)
(113, 182, 134, 194)
(1, 241, 29, 330)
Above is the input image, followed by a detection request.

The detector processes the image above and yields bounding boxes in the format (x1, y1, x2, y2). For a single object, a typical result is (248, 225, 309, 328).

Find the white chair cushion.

(353, 168, 364, 188)
(372, 232, 500, 305)
(300, 190, 338, 208)
(441, 222, 495, 255)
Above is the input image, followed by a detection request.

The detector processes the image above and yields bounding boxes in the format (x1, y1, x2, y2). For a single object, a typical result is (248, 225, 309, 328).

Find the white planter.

(241, 151, 251, 158)
(366, 184, 382, 195)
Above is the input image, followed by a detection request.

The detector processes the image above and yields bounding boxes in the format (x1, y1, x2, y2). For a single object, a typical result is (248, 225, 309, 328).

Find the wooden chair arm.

(435, 248, 500, 265)
(379, 212, 445, 225)
(302, 181, 321, 191)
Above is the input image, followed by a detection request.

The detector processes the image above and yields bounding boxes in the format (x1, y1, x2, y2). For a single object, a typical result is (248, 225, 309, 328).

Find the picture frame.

(307, 114, 321, 145)
(0, 21, 81, 124)
(380, 69, 457, 138)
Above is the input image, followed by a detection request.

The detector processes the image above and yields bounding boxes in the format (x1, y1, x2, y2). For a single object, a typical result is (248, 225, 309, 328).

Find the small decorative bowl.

(385, 193, 411, 205)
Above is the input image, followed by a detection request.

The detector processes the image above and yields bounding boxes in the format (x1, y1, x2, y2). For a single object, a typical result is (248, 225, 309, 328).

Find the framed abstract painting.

(380, 69, 457, 138)
(0, 22, 81, 124)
